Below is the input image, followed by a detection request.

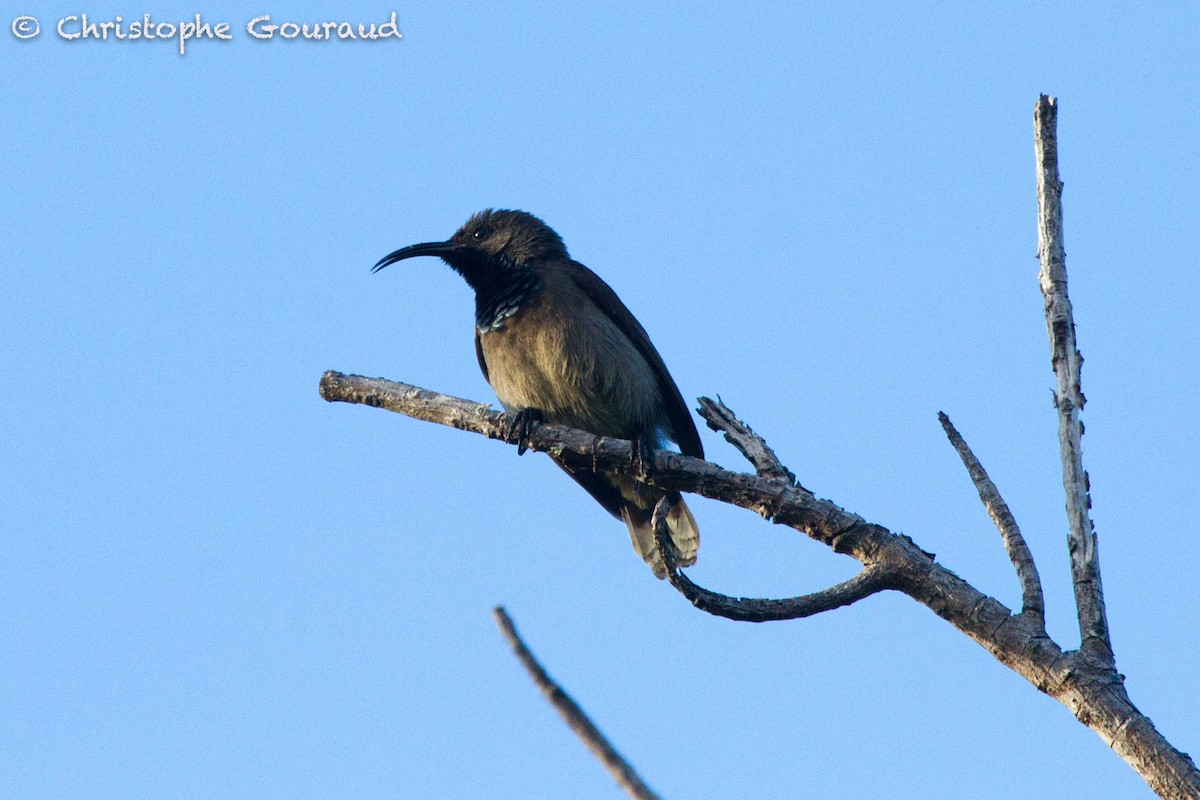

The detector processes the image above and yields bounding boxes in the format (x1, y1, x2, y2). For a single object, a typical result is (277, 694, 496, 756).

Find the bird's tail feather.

(622, 492, 699, 579)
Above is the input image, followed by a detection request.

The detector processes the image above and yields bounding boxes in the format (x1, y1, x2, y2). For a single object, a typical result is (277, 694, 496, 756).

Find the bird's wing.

(474, 331, 490, 383)
(565, 260, 704, 459)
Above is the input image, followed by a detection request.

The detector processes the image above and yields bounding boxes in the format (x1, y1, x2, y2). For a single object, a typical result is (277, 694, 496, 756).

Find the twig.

(696, 397, 798, 486)
(1034, 95, 1113, 664)
(492, 607, 662, 800)
(938, 412, 1045, 628)
(650, 496, 890, 621)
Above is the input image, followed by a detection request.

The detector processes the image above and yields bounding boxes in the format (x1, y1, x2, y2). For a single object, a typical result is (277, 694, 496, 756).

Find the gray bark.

(1034, 94, 1114, 666)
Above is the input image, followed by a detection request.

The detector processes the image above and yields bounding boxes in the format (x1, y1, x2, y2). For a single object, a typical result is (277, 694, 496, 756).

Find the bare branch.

(1034, 95, 1113, 664)
(492, 607, 662, 800)
(938, 411, 1045, 628)
(323, 370, 1199, 797)
(319, 370, 502, 432)
(696, 396, 799, 485)
(650, 496, 890, 621)
(324, 371, 1199, 795)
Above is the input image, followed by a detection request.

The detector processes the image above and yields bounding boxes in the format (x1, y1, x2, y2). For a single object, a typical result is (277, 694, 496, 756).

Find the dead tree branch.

(1035, 94, 1114, 665)
(938, 412, 1045, 627)
(492, 607, 662, 800)
(320, 367, 1197, 798)
(696, 397, 798, 486)
(650, 496, 891, 621)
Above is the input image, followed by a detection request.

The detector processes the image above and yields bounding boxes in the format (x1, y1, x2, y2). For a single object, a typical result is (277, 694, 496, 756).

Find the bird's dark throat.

(473, 265, 542, 331)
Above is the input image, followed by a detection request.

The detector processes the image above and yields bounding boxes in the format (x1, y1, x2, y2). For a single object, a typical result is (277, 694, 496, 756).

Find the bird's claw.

(505, 408, 544, 456)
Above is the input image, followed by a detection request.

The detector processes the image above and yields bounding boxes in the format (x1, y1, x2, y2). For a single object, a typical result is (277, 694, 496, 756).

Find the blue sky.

(3, 2, 1197, 798)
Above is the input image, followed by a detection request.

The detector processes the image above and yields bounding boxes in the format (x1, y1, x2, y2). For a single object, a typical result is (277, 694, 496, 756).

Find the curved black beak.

(372, 240, 460, 273)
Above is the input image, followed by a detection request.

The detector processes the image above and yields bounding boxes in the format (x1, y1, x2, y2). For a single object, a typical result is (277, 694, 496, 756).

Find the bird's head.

(373, 209, 568, 290)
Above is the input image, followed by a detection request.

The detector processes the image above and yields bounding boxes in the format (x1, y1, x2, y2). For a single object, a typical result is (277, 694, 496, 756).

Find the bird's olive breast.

(478, 288, 666, 441)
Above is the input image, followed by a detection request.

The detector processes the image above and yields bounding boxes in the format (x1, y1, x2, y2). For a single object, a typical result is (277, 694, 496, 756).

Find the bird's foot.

(630, 435, 655, 479)
(504, 408, 544, 456)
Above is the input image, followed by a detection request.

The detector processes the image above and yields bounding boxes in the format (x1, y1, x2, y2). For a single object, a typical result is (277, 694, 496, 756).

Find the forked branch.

(321, 368, 1197, 796)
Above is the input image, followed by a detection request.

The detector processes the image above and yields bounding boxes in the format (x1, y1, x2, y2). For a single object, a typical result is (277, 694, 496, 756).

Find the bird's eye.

(472, 226, 492, 241)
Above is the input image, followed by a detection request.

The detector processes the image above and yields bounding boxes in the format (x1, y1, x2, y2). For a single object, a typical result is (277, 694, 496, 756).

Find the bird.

(372, 209, 704, 577)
